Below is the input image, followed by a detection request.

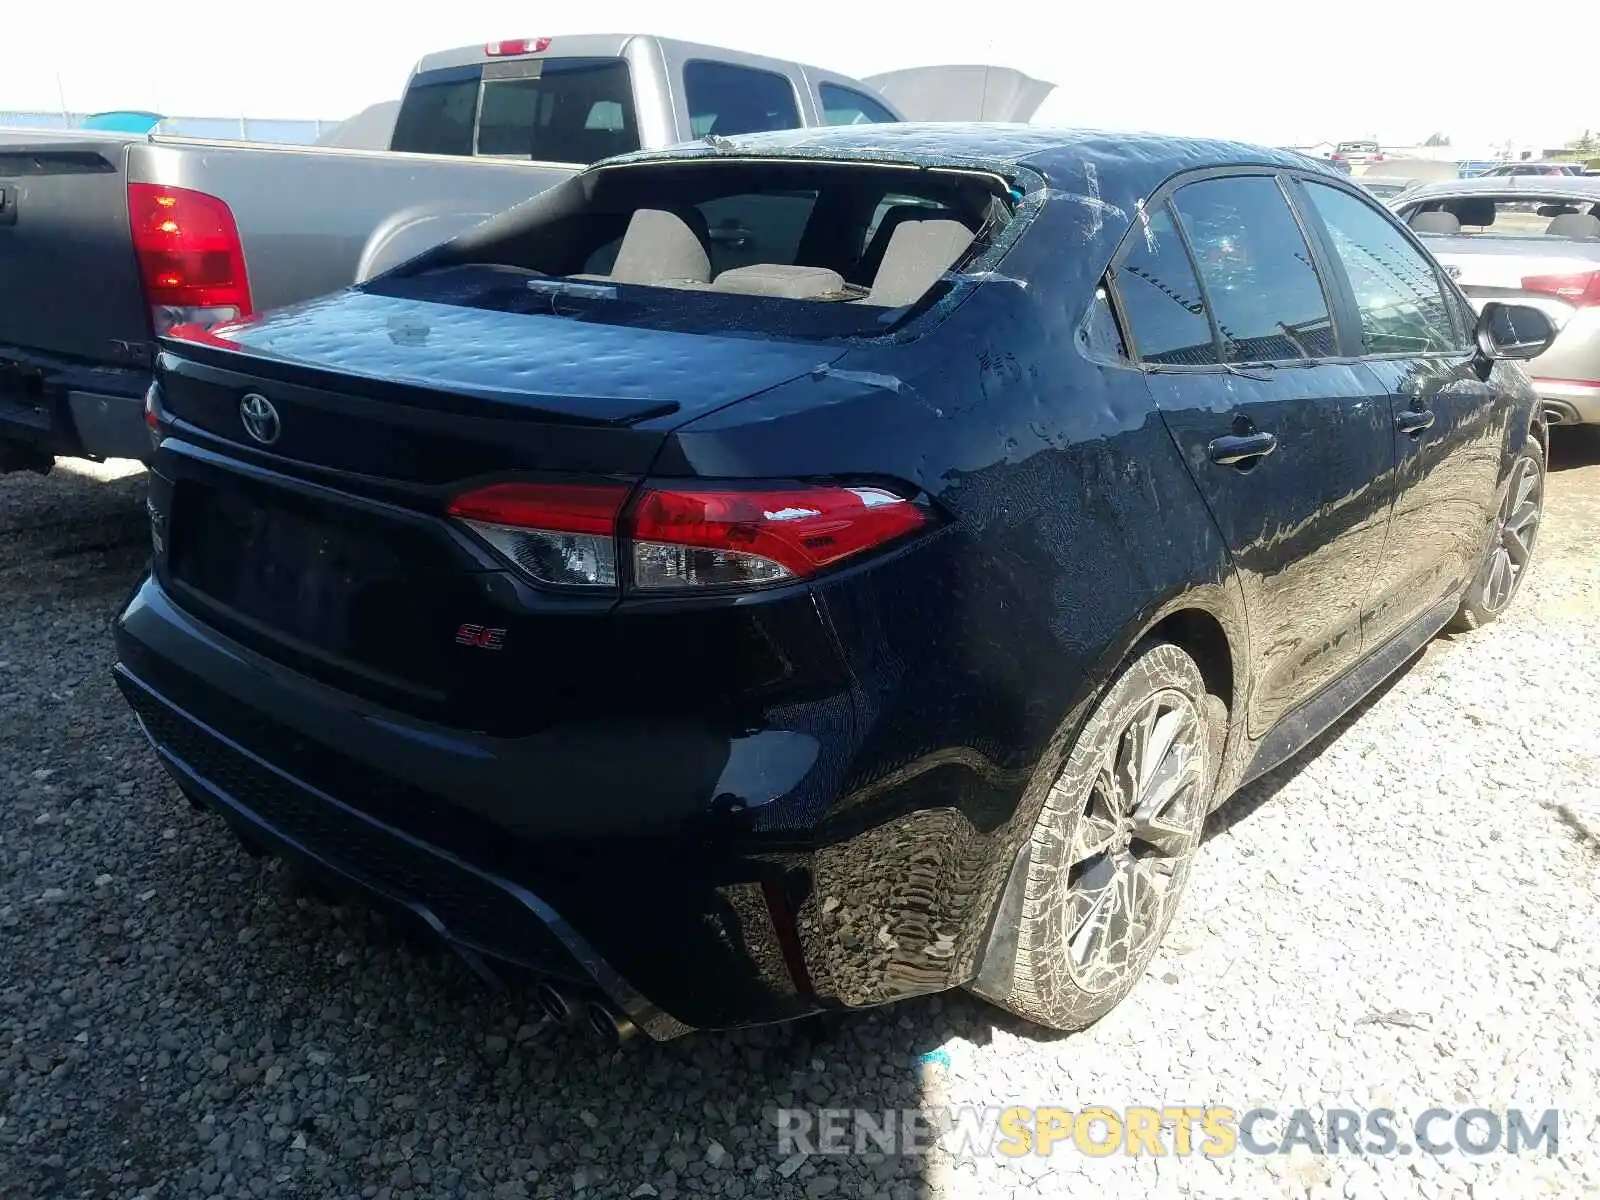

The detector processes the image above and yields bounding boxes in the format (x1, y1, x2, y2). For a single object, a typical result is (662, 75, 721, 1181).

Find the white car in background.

(1395, 175, 1600, 427)
(1332, 140, 1384, 168)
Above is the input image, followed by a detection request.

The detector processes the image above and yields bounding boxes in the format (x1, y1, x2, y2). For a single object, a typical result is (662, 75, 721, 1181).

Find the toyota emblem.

(239, 393, 281, 445)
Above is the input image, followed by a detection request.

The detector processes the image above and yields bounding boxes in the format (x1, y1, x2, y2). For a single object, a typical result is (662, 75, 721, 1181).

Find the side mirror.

(1475, 301, 1557, 362)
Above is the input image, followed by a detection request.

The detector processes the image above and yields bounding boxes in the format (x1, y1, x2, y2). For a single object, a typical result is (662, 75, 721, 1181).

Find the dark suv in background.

(116, 126, 1555, 1041)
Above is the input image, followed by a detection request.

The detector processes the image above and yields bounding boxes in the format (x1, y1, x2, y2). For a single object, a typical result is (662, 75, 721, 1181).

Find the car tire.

(1449, 437, 1544, 632)
(994, 640, 1219, 1032)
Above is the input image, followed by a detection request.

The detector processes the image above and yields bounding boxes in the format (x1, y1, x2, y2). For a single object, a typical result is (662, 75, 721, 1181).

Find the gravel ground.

(2, 440, 1597, 1200)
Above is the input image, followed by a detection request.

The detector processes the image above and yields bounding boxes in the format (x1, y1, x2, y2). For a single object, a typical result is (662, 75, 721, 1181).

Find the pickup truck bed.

(0, 33, 1053, 475)
(0, 131, 570, 469)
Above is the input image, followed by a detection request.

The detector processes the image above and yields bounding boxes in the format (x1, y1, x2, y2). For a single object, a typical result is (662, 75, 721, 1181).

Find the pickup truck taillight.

(128, 183, 253, 335)
(446, 480, 932, 593)
(1522, 270, 1600, 308)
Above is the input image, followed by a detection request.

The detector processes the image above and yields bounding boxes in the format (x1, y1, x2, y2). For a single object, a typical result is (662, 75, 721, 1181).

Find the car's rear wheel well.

(1146, 608, 1233, 713)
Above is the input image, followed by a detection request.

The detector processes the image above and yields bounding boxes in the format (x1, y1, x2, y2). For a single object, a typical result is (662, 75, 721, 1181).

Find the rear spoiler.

(864, 65, 1056, 124)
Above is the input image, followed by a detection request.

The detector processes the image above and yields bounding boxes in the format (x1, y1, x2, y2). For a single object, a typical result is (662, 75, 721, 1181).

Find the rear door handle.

(1206, 431, 1278, 467)
(1396, 408, 1435, 436)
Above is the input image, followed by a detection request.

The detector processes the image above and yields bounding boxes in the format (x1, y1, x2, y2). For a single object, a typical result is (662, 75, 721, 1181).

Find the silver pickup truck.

(1, 35, 1050, 474)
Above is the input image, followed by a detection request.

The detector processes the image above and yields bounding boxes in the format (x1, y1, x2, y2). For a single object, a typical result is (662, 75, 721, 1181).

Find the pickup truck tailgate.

(0, 134, 151, 364)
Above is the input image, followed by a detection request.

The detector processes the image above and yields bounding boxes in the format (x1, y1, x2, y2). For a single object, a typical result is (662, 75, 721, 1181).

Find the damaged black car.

(117, 125, 1553, 1039)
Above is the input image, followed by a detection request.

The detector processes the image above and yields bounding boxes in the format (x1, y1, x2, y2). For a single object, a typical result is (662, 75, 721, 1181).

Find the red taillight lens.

(1521, 270, 1600, 307)
(485, 37, 550, 55)
(445, 480, 930, 592)
(446, 482, 629, 588)
(128, 182, 252, 334)
(142, 381, 161, 454)
(628, 485, 929, 590)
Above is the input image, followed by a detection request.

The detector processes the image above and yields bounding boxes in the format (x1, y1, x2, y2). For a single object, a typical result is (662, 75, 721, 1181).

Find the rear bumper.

(116, 663, 691, 1039)
(114, 572, 1020, 1033)
(1531, 377, 1600, 425)
(0, 347, 150, 463)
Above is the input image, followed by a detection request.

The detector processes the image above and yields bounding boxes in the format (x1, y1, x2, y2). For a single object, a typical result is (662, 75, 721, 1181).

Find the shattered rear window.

(364, 159, 1023, 342)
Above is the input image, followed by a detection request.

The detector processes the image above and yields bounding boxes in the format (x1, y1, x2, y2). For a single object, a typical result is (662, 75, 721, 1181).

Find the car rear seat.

(572, 209, 712, 286)
(859, 218, 977, 307)
(1410, 211, 1462, 234)
(708, 265, 848, 299)
(1545, 212, 1600, 238)
(569, 208, 976, 307)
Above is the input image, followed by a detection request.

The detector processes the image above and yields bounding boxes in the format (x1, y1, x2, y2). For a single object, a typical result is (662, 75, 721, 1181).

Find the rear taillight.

(628, 485, 929, 590)
(446, 480, 931, 593)
(142, 380, 161, 453)
(128, 182, 253, 335)
(1532, 376, 1600, 389)
(447, 482, 629, 588)
(1521, 270, 1600, 307)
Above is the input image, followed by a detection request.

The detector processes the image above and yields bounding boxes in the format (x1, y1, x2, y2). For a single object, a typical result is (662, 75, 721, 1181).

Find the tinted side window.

(684, 61, 802, 137)
(1111, 204, 1218, 365)
(1302, 182, 1462, 354)
(1080, 284, 1128, 358)
(1172, 175, 1336, 361)
(819, 84, 897, 126)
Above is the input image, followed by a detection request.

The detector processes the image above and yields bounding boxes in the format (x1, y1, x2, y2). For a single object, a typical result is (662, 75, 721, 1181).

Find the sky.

(2, 2, 1593, 151)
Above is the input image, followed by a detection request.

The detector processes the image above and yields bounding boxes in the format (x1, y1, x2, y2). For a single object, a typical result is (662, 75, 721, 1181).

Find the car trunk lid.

(158, 287, 844, 482)
(152, 287, 846, 726)
(1421, 234, 1600, 357)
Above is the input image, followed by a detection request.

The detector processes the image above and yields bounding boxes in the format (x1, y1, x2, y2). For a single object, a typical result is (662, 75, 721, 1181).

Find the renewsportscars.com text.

(775, 1106, 1560, 1158)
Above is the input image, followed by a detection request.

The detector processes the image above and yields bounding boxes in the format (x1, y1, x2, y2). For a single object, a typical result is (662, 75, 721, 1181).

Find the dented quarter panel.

(660, 165, 1251, 1006)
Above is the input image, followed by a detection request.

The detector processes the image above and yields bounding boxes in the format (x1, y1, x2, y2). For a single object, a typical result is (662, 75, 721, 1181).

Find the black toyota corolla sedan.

(117, 125, 1555, 1041)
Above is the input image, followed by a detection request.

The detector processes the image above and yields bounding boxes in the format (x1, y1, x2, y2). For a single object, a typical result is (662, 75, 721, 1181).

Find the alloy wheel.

(1481, 456, 1541, 615)
(1061, 690, 1207, 995)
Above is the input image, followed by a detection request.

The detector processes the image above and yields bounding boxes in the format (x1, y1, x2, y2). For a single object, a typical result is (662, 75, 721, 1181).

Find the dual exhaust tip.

(535, 980, 638, 1047)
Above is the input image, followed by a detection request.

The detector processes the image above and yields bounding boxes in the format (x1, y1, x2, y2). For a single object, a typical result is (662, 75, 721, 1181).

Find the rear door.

(1295, 178, 1505, 647)
(1112, 171, 1396, 737)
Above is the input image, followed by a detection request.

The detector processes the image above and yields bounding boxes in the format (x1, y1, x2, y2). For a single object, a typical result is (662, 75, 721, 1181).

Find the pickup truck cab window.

(1300, 181, 1462, 354)
(390, 65, 478, 156)
(820, 84, 898, 126)
(1172, 175, 1336, 361)
(391, 58, 641, 162)
(683, 61, 802, 137)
